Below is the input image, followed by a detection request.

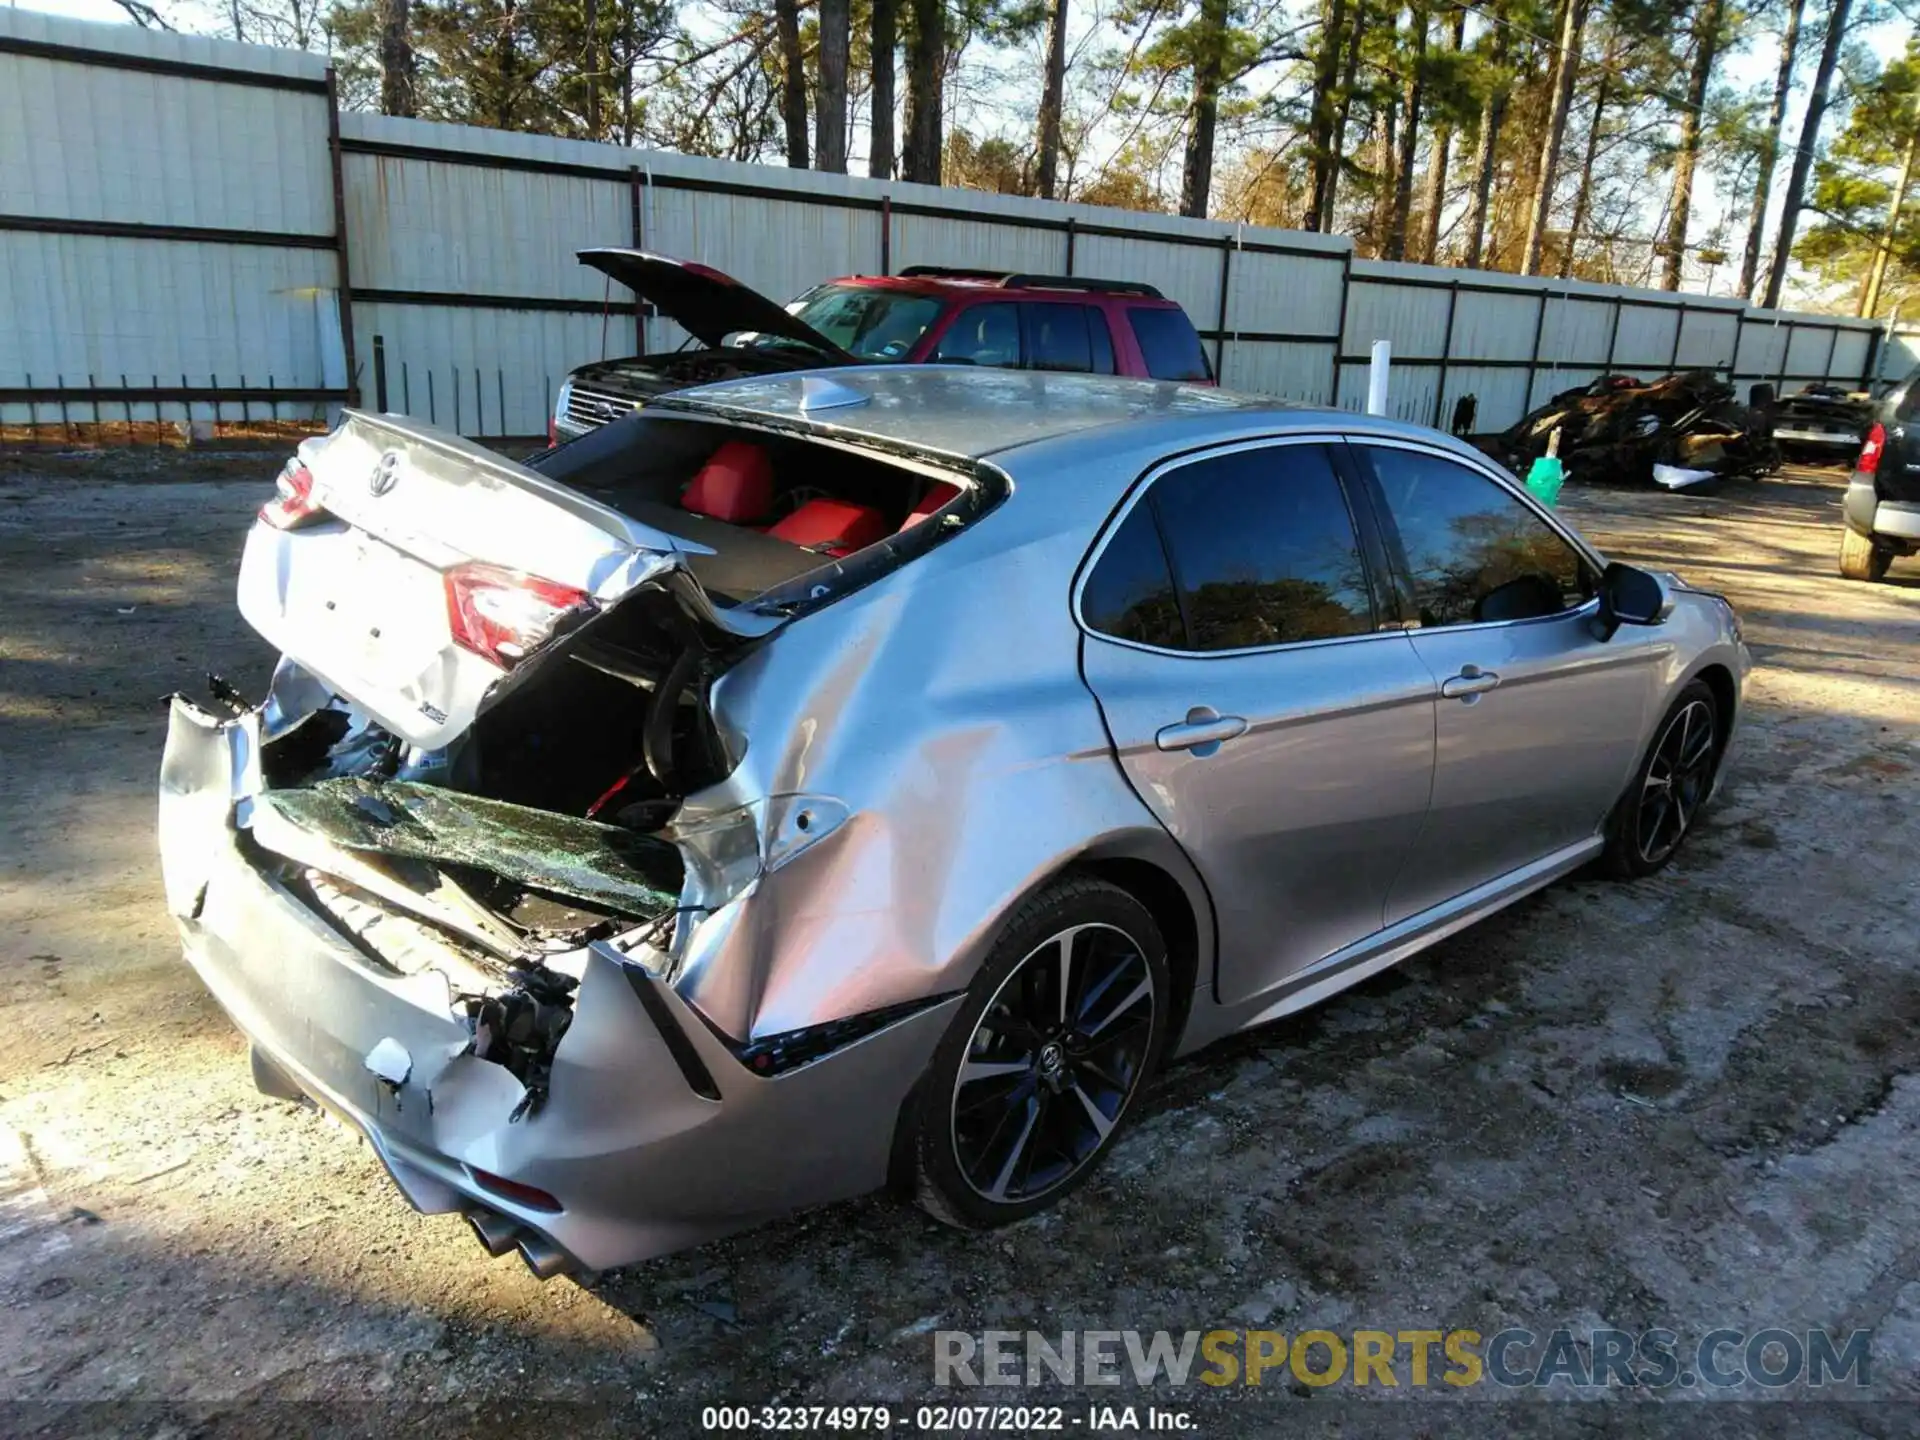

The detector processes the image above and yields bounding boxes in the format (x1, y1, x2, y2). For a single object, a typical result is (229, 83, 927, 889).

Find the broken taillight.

(259, 460, 322, 530)
(1858, 422, 1886, 475)
(444, 562, 592, 670)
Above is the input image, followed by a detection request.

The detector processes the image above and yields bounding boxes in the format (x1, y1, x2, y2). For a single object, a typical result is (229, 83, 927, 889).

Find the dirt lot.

(1, 448, 1916, 1437)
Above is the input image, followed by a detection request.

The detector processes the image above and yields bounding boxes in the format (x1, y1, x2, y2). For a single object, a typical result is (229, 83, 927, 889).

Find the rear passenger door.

(1076, 439, 1438, 1006)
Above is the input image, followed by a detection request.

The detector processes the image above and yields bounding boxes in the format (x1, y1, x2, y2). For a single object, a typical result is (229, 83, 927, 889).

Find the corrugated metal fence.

(0, 8, 1888, 444)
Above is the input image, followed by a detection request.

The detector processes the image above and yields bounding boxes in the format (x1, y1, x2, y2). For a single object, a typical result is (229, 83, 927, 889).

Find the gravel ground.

(0, 448, 1916, 1438)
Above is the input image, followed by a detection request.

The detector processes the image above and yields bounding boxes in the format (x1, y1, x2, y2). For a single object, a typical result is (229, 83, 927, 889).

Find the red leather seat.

(768, 498, 890, 557)
(683, 440, 773, 523)
(899, 482, 961, 530)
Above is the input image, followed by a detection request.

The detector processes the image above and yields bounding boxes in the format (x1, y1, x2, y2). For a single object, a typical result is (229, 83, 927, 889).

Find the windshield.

(755, 285, 944, 361)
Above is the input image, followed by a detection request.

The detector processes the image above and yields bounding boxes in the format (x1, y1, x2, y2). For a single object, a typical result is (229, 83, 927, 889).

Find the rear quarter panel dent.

(676, 510, 1185, 1040)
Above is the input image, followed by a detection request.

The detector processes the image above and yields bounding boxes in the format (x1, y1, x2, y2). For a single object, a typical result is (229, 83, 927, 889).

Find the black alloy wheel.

(913, 879, 1168, 1227)
(1602, 679, 1722, 879)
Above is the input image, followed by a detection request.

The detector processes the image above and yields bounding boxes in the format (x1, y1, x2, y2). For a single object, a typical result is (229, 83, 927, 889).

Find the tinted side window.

(1081, 501, 1185, 648)
(1087, 308, 1117, 374)
(1127, 306, 1212, 382)
(1363, 447, 1594, 628)
(1151, 446, 1374, 649)
(930, 303, 1022, 367)
(1026, 304, 1093, 372)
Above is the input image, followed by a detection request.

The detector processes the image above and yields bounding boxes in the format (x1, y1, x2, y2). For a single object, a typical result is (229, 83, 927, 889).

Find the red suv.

(552, 252, 1214, 440)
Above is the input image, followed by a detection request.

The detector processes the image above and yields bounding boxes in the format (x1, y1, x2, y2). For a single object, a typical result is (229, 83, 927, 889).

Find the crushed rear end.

(160, 409, 970, 1274)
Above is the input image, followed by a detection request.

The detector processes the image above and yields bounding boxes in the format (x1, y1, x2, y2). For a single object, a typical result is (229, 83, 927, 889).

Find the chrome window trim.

(1071, 432, 1404, 661)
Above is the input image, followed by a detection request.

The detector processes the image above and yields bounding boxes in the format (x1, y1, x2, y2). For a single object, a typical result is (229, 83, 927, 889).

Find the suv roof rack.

(895, 266, 1165, 299)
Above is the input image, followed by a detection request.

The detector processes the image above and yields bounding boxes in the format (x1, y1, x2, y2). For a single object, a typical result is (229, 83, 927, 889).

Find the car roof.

(819, 273, 1178, 304)
(650, 366, 1469, 465)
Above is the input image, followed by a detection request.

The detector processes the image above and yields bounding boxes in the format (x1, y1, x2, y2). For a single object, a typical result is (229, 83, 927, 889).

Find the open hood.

(577, 249, 855, 362)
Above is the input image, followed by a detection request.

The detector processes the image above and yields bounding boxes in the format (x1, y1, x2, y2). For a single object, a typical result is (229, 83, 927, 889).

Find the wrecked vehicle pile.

(1476, 370, 1779, 491)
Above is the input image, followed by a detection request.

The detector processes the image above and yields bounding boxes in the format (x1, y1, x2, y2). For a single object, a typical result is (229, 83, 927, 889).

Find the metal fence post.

(373, 334, 388, 412)
(1330, 250, 1352, 408)
(325, 67, 360, 406)
(1213, 233, 1234, 383)
(629, 165, 646, 352)
(1432, 279, 1460, 428)
(881, 195, 892, 276)
(1861, 324, 1884, 391)
(1668, 301, 1688, 372)
(1065, 216, 1076, 275)
(1525, 291, 1549, 411)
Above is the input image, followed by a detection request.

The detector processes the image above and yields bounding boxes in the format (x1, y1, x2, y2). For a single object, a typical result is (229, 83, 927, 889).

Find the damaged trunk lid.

(239, 410, 775, 752)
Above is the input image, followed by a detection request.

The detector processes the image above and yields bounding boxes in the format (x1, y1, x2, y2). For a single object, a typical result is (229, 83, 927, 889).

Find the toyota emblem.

(368, 451, 400, 496)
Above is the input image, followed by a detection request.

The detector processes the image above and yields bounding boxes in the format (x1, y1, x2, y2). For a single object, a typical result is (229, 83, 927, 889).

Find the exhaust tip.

(516, 1233, 574, 1280)
(467, 1209, 522, 1257)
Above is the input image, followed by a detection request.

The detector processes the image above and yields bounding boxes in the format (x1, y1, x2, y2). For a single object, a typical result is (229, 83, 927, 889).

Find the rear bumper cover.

(159, 696, 956, 1272)
(1774, 427, 1861, 447)
(1844, 477, 1920, 543)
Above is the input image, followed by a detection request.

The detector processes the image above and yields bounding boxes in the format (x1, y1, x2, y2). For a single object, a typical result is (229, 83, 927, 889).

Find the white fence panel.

(1344, 281, 1451, 358)
(1784, 324, 1836, 379)
(1072, 233, 1221, 329)
(1337, 361, 1441, 424)
(345, 154, 630, 297)
(1734, 319, 1788, 380)
(1537, 297, 1614, 367)
(1, 231, 337, 393)
(1444, 366, 1532, 431)
(1834, 328, 1877, 381)
(1, 56, 331, 235)
(1223, 247, 1346, 338)
(1612, 305, 1680, 371)
(1677, 307, 1741, 371)
(672, 190, 884, 294)
(1222, 340, 1337, 405)
(1450, 290, 1540, 363)
(356, 302, 605, 437)
(890, 213, 1063, 278)
(0, 5, 1892, 440)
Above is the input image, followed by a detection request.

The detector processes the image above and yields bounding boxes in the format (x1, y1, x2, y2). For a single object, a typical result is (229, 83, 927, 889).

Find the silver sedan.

(159, 367, 1748, 1276)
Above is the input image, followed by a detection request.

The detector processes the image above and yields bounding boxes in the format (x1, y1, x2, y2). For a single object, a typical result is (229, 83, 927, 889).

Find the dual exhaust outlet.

(466, 1207, 575, 1280)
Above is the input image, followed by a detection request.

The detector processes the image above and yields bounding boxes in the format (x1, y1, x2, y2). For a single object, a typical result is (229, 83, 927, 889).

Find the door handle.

(1155, 708, 1248, 753)
(1440, 666, 1501, 700)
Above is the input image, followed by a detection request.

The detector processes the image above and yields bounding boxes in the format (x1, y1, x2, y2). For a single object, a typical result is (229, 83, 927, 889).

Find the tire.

(1601, 680, 1722, 880)
(1838, 525, 1893, 582)
(912, 877, 1169, 1230)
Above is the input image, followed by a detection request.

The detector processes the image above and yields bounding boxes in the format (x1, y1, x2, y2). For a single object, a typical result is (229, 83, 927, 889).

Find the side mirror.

(1590, 562, 1669, 641)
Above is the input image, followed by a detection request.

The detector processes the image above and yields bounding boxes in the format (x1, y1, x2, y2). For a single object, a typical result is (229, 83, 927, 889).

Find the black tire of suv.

(1600, 680, 1722, 880)
(912, 877, 1169, 1231)
(1839, 525, 1893, 582)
